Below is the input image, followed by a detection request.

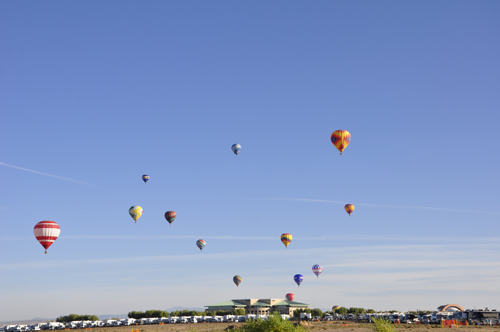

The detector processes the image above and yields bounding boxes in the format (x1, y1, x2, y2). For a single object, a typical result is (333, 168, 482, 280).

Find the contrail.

(252, 198, 500, 215)
(0, 161, 99, 187)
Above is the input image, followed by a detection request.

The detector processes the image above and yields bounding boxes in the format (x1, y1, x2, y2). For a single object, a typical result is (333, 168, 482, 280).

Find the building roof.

(250, 301, 272, 307)
(272, 300, 310, 307)
(205, 300, 247, 308)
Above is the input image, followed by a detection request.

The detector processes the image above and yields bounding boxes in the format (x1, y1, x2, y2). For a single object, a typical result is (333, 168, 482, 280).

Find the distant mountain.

(0, 318, 54, 325)
(165, 306, 205, 312)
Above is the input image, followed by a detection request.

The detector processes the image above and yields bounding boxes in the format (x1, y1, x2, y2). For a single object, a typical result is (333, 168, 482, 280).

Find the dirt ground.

(85, 321, 500, 332)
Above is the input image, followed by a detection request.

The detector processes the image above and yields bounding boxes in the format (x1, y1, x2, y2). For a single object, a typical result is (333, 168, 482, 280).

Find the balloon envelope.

(285, 293, 295, 301)
(344, 204, 355, 216)
(233, 275, 242, 287)
(294, 274, 303, 287)
(165, 211, 177, 225)
(129, 206, 143, 222)
(281, 233, 292, 248)
(312, 264, 323, 278)
(142, 174, 150, 183)
(231, 144, 241, 156)
(34, 221, 60, 254)
(196, 239, 206, 251)
(331, 130, 351, 155)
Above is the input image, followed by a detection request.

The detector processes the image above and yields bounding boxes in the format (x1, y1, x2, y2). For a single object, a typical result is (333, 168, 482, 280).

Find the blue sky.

(1, 0, 500, 321)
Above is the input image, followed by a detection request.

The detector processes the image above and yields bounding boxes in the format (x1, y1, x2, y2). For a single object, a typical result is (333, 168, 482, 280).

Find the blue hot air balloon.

(312, 264, 323, 278)
(294, 274, 303, 287)
(142, 174, 150, 183)
(231, 144, 241, 156)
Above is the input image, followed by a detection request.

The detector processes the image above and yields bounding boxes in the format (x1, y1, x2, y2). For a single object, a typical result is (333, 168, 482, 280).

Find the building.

(205, 298, 310, 316)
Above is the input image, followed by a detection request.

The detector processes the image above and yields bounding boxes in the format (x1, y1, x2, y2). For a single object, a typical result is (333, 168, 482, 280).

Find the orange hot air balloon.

(344, 204, 355, 216)
(281, 233, 292, 248)
(331, 130, 351, 155)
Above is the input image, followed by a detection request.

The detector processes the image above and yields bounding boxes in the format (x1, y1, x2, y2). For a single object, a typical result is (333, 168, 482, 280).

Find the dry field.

(82, 321, 500, 332)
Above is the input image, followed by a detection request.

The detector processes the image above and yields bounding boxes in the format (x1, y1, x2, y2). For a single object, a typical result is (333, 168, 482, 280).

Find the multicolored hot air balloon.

(285, 293, 295, 301)
(196, 239, 206, 252)
(312, 264, 323, 278)
(281, 233, 292, 248)
(233, 275, 242, 287)
(34, 221, 60, 254)
(129, 206, 143, 223)
(165, 211, 177, 226)
(142, 174, 150, 183)
(344, 204, 355, 216)
(231, 144, 241, 156)
(331, 130, 351, 155)
(294, 274, 303, 287)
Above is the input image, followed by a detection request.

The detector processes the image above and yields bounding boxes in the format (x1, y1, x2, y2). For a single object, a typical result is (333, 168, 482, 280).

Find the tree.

(334, 307, 348, 316)
(128, 310, 169, 319)
(56, 314, 99, 323)
(233, 308, 246, 316)
(311, 308, 323, 317)
(292, 308, 311, 318)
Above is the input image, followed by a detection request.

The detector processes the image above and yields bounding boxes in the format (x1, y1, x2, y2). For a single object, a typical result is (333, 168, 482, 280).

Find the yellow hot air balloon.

(129, 206, 143, 223)
(344, 204, 355, 216)
(281, 233, 292, 248)
(331, 130, 351, 155)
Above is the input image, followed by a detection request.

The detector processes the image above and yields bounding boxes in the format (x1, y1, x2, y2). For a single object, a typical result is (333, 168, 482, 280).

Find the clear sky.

(1, 0, 500, 322)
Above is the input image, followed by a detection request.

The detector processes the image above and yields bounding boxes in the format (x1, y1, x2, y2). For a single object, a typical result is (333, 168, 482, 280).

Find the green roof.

(205, 300, 247, 308)
(272, 300, 310, 307)
(250, 301, 271, 307)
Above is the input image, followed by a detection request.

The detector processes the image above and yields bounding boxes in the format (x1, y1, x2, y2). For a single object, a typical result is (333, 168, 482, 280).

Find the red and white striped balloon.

(33, 221, 60, 254)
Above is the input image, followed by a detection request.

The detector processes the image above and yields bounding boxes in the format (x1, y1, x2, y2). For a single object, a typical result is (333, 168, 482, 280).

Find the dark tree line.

(128, 310, 170, 319)
(56, 314, 99, 323)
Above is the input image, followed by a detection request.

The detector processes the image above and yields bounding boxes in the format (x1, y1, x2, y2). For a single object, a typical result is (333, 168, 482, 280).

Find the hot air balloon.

(344, 204, 355, 216)
(331, 130, 351, 155)
(33, 221, 60, 254)
(294, 274, 303, 287)
(312, 264, 323, 278)
(196, 239, 206, 252)
(281, 233, 292, 248)
(165, 211, 177, 226)
(231, 144, 241, 156)
(285, 293, 295, 301)
(233, 275, 242, 287)
(142, 174, 150, 183)
(129, 206, 143, 223)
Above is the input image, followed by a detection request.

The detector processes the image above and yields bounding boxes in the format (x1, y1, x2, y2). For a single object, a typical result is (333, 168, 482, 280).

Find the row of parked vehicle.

(325, 309, 500, 325)
(0, 314, 293, 332)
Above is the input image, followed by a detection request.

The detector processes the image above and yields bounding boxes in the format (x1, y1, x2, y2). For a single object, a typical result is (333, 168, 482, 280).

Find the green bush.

(232, 312, 308, 332)
(372, 318, 395, 332)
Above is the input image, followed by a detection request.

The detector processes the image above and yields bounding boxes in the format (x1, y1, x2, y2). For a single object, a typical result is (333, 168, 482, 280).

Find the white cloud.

(0, 161, 99, 187)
